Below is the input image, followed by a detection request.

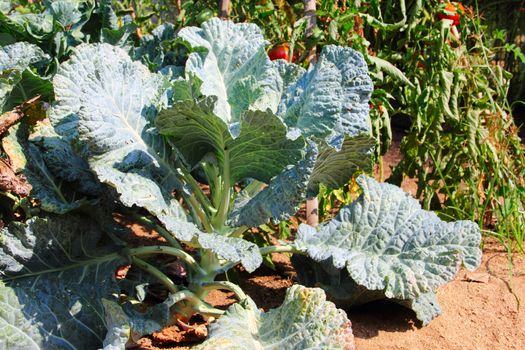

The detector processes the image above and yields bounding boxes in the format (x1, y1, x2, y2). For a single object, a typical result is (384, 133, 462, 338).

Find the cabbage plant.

(0, 18, 481, 349)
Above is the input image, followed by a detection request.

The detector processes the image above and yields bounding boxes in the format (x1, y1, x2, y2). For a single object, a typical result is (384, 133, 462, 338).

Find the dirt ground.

(350, 241, 525, 350)
(133, 129, 525, 349)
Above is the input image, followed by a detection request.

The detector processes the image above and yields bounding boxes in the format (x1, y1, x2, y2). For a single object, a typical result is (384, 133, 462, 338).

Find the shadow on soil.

(348, 301, 420, 339)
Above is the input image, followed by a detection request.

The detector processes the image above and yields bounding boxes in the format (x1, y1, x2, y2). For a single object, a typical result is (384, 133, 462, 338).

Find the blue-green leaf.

(173, 19, 374, 193)
(277, 45, 373, 149)
(294, 175, 482, 325)
(307, 134, 375, 195)
(23, 142, 88, 213)
(196, 233, 262, 273)
(29, 121, 102, 195)
(0, 215, 125, 349)
(0, 42, 50, 111)
(157, 96, 305, 184)
(177, 18, 281, 122)
(52, 43, 200, 241)
(195, 285, 355, 349)
(228, 143, 317, 227)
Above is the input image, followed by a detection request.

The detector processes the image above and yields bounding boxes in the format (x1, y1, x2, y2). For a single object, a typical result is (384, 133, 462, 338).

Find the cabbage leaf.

(294, 175, 482, 325)
(195, 285, 355, 350)
(0, 215, 125, 349)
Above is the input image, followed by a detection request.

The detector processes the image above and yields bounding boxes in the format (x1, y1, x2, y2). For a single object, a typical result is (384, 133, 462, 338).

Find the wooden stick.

(218, 0, 230, 19)
(304, 0, 317, 64)
(304, 0, 319, 226)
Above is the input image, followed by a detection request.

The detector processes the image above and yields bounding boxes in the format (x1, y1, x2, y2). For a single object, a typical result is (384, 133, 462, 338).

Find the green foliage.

(129, 0, 525, 250)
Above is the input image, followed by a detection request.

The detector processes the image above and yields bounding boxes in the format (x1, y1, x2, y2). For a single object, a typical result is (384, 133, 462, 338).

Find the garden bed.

(132, 240, 524, 350)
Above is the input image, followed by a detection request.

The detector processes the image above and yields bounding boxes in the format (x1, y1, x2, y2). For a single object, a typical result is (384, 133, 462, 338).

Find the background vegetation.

(3, 0, 525, 252)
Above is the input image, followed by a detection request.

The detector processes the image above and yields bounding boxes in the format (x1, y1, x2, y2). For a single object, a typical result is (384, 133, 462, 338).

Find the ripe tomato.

(268, 44, 290, 61)
(437, 2, 464, 26)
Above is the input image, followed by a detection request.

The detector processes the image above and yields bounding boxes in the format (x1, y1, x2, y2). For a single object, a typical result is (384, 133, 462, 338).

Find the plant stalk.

(129, 213, 183, 250)
(131, 256, 179, 294)
(198, 281, 248, 301)
(213, 150, 231, 229)
(129, 246, 206, 277)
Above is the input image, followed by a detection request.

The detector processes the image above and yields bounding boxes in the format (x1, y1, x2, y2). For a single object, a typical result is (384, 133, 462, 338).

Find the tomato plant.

(437, 2, 465, 26)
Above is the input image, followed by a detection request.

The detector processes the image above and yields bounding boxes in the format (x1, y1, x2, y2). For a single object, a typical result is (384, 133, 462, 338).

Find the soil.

(130, 128, 525, 349)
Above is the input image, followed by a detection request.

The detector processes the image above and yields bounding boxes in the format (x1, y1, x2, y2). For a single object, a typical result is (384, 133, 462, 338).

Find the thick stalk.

(131, 256, 179, 294)
(200, 250, 222, 280)
(212, 150, 231, 229)
(171, 289, 225, 317)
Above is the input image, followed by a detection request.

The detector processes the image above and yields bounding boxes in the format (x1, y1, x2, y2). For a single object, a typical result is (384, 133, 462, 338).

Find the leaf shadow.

(347, 300, 420, 339)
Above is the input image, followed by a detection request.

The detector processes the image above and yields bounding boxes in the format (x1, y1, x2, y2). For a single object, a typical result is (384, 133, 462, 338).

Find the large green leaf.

(174, 19, 374, 194)
(228, 143, 317, 227)
(29, 121, 102, 196)
(277, 45, 373, 149)
(0, 215, 125, 349)
(195, 285, 355, 350)
(3, 121, 100, 214)
(52, 43, 200, 241)
(157, 95, 305, 184)
(294, 175, 482, 325)
(307, 134, 375, 195)
(3, 69, 53, 111)
(177, 18, 281, 123)
(23, 142, 88, 213)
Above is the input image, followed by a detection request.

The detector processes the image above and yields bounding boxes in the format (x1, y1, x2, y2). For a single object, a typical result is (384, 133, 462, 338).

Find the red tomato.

(268, 44, 290, 61)
(437, 2, 465, 26)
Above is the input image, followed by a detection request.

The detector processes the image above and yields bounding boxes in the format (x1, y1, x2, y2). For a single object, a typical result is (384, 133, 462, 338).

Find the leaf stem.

(259, 245, 303, 256)
(215, 245, 304, 276)
(229, 225, 248, 238)
(128, 246, 206, 277)
(198, 281, 248, 301)
(129, 213, 183, 249)
(131, 256, 179, 294)
(187, 194, 213, 233)
(171, 289, 225, 317)
(1, 253, 121, 281)
(179, 167, 216, 215)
